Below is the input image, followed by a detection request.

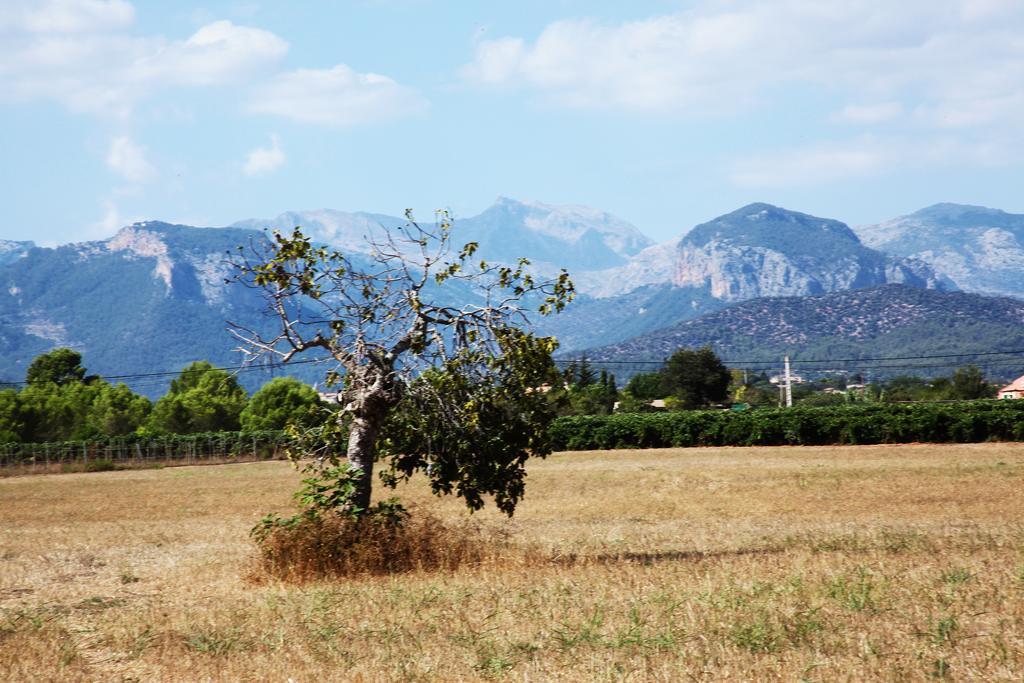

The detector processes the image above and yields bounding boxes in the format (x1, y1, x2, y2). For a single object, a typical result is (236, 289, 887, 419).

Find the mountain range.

(538, 202, 954, 349)
(584, 285, 1024, 377)
(855, 203, 1024, 300)
(233, 196, 653, 276)
(1, 198, 1022, 394)
(0, 222, 288, 392)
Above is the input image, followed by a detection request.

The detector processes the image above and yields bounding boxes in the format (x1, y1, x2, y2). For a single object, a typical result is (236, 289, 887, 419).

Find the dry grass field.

(2, 443, 1024, 681)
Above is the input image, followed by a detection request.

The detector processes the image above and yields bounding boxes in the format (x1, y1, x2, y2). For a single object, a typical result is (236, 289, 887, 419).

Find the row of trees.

(4, 347, 1004, 442)
(550, 348, 731, 416)
(559, 349, 1001, 415)
(0, 349, 322, 443)
(733, 366, 997, 407)
(551, 360, 620, 415)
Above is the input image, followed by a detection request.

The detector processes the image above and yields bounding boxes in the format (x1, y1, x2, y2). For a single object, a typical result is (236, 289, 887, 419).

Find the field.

(2, 444, 1023, 681)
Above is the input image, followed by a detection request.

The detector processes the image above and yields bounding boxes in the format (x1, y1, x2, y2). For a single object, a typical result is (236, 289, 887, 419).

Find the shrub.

(549, 400, 1024, 451)
(251, 507, 497, 581)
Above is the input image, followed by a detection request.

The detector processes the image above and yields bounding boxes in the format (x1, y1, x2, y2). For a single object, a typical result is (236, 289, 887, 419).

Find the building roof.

(998, 374, 1024, 393)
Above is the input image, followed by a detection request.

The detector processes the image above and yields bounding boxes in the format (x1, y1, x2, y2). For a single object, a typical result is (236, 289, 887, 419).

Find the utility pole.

(784, 355, 793, 407)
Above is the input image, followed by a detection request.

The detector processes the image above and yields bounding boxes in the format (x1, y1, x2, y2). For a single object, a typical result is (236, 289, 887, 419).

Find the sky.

(2, 0, 1023, 246)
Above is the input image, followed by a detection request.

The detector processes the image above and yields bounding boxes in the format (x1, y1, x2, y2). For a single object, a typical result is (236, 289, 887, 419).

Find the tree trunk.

(345, 412, 382, 513)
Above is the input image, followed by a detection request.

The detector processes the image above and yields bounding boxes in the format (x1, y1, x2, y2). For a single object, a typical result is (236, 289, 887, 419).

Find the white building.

(998, 375, 1024, 399)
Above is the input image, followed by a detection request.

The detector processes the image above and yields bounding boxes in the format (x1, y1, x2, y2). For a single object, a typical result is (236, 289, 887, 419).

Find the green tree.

(240, 377, 321, 431)
(19, 383, 81, 441)
(89, 383, 151, 436)
(625, 372, 665, 401)
(148, 362, 248, 433)
(0, 389, 25, 442)
(603, 372, 618, 412)
(799, 391, 846, 407)
(59, 381, 106, 439)
(561, 360, 577, 386)
(12, 350, 151, 442)
(659, 346, 730, 410)
(929, 376, 953, 400)
(567, 384, 610, 415)
(19, 348, 98, 441)
(25, 348, 87, 386)
(615, 392, 657, 413)
(230, 212, 572, 517)
(950, 365, 995, 400)
(574, 356, 596, 388)
(883, 375, 931, 402)
(564, 369, 617, 415)
(742, 383, 779, 407)
(147, 394, 192, 434)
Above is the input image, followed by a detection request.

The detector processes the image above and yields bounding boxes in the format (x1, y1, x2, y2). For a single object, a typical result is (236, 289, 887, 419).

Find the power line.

(0, 356, 334, 389)
(3, 345, 1023, 391)
(776, 349, 1024, 364)
(101, 356, 328, 381)
(556, 348, 1024, 367)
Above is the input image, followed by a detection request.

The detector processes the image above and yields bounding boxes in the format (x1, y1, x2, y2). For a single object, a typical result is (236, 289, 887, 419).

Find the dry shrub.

(253, 508, 503, 581)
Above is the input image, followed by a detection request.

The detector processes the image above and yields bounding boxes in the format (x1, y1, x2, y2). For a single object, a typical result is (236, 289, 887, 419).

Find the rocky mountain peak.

(672, 204, 945, 302)
(233, 210, 402, 254)
(236, 199, 653, 274)
(856, 203, 1024, 298)
(909, 203, 1012, 224)
(107, 224, 174, 290)
(0, 239, 35, 267)
(682, 203, 861, 256)
(471, 196, 653, 259)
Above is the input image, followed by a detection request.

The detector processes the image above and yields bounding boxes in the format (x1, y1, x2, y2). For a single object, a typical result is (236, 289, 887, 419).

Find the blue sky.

(3, 0, 1023, 246)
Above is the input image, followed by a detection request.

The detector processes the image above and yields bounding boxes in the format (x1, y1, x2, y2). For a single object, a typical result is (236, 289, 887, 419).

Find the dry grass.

(1, 442, 1023, 680)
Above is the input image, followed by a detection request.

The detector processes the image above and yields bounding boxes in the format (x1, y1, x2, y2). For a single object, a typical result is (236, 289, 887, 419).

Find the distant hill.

(856, 203, 1024, 299)
(583, 285, 1024, 379)
(0, 222, 311, 395)
(536, 283, 726, 351)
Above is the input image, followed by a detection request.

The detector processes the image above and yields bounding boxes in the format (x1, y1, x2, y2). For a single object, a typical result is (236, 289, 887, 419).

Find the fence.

(0, 431, 292, 475)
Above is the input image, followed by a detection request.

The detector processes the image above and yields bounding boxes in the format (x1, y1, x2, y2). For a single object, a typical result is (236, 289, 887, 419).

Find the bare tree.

(229, 211, 573, 516)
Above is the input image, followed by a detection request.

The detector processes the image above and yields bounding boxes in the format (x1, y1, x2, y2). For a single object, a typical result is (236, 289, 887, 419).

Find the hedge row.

(5, 401, 1024, 467)
(549, 401, 1024, 451)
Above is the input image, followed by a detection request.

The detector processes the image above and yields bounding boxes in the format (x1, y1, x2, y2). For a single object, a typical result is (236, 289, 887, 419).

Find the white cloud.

(732, 139, 889, 188)
(96, 199, 123, 233)
(831, 102, 904, 125)
(0, 4, 421, 129)
(248, 64, 426, 126)
(81, 197, 141, 242)
(0, 0, 133, 34)
(915, 93, 1024, 128)
(461, 0, 1024, 127)
(106, 135, 155, 182)
(730, 135, 1011, 188)
(0, 15, 288, 117)
(136, 20, 288, 87)
(465, 37, 525, 85)
(243, 134, 285, 176)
